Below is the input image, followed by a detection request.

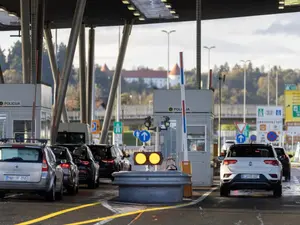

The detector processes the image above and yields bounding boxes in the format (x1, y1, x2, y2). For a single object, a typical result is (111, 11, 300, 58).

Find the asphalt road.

(2, 169, 300, 225)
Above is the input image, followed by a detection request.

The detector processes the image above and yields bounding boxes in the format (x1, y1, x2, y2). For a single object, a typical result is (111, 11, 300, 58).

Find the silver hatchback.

(0, 139, 64, 201)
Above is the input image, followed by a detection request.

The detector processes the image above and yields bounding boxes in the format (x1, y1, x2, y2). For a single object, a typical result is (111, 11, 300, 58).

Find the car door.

(66, 149, 78, 184)
(86, 146, 99, 181)
(47, 147, 63, 190)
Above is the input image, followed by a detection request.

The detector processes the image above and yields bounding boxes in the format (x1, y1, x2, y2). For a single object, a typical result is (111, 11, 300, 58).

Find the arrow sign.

(133, 130, 140, 138)
(138, 130, 151, 143)
(236, 134, 246, 144)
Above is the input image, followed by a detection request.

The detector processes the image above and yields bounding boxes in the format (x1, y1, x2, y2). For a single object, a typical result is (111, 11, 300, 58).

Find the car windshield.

(227, 145, 275, 158)
(275, 148, 285, 156)
(0, 147, 42, 162)
(56, 132, 85, 144)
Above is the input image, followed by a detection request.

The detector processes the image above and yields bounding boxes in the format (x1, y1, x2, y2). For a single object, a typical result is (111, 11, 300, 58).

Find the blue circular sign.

(250, 135, 257, 142)
(267, 131, 278, 142)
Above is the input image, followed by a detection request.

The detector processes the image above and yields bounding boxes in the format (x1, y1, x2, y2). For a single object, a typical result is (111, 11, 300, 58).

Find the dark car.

(88, 144, 132, 181)
(50, 146, 79, 195)
(274, 146, 292, 181)
(55, 144, 100, 189)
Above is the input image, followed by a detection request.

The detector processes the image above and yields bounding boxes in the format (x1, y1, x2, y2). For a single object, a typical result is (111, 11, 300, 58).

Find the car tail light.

(61, 163, 70, 169)
(42, 154, 48, 172)
(81, 161, 90, 165)
(102, 159, 114, 164)
(264, 160, 279, 166)
(223, 160, 237, 165)
(269, 174, 278, 178)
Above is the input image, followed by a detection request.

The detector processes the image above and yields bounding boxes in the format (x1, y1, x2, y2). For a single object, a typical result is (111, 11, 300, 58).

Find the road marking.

(66, 186, 218, 225)
(127, 212, 143, 225)
(15, 202, 101, 225)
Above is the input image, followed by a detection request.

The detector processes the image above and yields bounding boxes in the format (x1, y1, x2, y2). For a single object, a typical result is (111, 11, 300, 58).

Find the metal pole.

(268, 70, 270, 106)
(243, 64, 246, 123)
(0, 65, 4, 84)
(87, 27, 95, 126)
(196, 0, 202, 89)
(20, 0, 31, 84)
(155, 125, 160, 152)
(51, 0, 87, 144)
(99, 22, 133, 144)
(79, 24, 87, 123)
(167, 33, 170, 89)
(276, 70, 278, 106)
(31, 0, 38, 84)
(207, 49, 210, 89)
(218, 74, 222, 155)
(44, 28, 68, 123)
(36, 0, 45, 84)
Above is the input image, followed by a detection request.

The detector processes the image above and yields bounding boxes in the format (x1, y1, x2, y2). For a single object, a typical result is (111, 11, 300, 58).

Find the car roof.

(0, 143, 44, 148)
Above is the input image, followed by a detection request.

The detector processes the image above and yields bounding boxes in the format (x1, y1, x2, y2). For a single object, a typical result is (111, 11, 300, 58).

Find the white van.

(56, 123, 92, 144)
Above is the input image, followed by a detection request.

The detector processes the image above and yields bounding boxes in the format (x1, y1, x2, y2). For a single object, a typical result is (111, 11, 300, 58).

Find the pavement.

(2, 169, 300, 225)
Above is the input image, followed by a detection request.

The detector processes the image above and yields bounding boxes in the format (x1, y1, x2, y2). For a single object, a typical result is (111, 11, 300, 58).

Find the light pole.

(203, 46, 215, 89)
(276, 69, 278, 106)
(241, 60, 251, 123)
(162, 30, 176, 89)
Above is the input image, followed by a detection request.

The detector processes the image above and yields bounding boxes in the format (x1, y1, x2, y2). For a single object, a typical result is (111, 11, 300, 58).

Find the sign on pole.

(91, 120, 100, 134)
(138, 130, 151, 143)
(285, 84, 297, 90)
(133, 130, 140, 138)
(113, 121, 123, 134)
(235, 122, 246, 134)
(256, 106, 283, 144)
(236, 134, 246, 144)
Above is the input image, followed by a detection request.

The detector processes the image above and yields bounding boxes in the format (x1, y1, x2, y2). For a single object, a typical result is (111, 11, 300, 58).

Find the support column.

(36, 0, 45, 84)
(31, 0, 38, 84)
(99, 22, 133, 144)
(0, 65, 4, 84)
(87, 27, 95, 126)
(196, 0, 202, 89)
(44, 28, 69, 123)
(20, 0, 31, 84)
(79, 24, 87, 124)
(50, 0, 87, 144)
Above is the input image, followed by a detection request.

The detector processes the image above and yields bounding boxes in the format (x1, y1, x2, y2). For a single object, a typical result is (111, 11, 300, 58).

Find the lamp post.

(162, 30, 176, 89)
(203, 46, 215, 89)
(241, 60, 251, 123)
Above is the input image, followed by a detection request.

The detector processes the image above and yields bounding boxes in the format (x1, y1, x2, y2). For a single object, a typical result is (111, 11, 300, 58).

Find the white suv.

(219, 143, 282, 197)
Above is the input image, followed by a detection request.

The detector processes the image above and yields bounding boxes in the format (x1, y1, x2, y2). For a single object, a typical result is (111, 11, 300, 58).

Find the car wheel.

(67, 184, 77, 195)
(88, 179, 96, 189)
(45, 183, 56, 202)
(220, 185, 230, 197)
(56, 183, 64, 200)
(129, 165, 132, 171)
(0, 191, 5, 199)
(285, 172, 291, 182)
(273, 183, 282, 197)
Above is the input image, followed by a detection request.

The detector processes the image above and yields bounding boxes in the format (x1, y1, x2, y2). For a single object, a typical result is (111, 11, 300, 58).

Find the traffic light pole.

(155, 125, 160, 152)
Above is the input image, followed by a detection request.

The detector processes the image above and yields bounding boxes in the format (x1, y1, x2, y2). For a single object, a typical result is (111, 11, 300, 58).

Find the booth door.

(0, 113, 7, 138)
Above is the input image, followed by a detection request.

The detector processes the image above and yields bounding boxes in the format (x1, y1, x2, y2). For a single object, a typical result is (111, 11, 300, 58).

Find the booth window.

(187, 126, 206, 152)
(41, 112, 47, 139)
(13, 120, 32, 140)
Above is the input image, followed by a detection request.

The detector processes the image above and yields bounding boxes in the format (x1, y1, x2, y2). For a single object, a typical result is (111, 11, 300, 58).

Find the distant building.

(100, 64, 180, 89)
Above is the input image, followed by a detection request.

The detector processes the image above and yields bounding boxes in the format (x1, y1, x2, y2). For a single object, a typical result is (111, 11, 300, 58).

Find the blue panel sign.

(138, 130, 151, 143)
(250, 135, 257, 142)
(133, 130, 140, 138)
(91, 121, 97, 133)
(267, 131, 277, 142)
(236, 134, 246, 144)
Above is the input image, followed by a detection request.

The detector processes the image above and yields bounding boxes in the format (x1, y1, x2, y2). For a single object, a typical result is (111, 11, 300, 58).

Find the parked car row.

(0, 139, 132, 202)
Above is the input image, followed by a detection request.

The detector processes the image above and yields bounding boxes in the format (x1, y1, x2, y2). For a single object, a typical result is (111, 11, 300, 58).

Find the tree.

(7, 41, 22, 72)
(0, 47, 8, 71)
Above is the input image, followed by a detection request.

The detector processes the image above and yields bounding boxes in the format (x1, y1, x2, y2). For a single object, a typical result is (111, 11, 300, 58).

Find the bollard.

(181, 161, 192, 198)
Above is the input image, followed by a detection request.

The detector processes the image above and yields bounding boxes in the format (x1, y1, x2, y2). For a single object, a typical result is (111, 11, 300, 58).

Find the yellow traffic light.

(133, 152, 163, 165)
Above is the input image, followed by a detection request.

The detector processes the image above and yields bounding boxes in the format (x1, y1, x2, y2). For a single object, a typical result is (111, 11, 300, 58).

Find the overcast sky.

(1, 11, 300, 71)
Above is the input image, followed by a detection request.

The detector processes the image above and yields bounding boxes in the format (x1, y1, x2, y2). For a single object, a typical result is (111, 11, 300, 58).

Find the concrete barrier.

(112, 171, 191, 204)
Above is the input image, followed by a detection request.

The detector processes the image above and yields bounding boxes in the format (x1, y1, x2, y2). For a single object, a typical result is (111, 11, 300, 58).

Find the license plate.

(4, 175, 29, 182)
(241, 174, 260, 179)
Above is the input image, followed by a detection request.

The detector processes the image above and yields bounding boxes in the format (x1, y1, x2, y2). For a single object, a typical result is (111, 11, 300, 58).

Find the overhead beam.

(99, 21, 133, 144)
(0, 64, 4, 84)
(50, 0, 87, 144)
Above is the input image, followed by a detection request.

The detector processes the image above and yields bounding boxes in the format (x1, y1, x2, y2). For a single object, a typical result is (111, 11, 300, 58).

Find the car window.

(227, 145, 275, 158)
(275, 148, 285, 156)
(88, 145, 112, 159)
(0, 147, 42, 162)
(52, 148, 68, 161)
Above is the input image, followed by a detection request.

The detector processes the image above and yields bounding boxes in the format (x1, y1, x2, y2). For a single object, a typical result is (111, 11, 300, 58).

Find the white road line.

(96, 186, 217, 225)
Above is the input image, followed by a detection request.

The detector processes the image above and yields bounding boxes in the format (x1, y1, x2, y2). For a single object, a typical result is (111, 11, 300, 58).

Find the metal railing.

(67, 104, 278, 120)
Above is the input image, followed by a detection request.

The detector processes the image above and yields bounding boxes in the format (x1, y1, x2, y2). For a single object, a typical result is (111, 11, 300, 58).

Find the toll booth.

(0, 84, 52, 140)
(153, 90, 214, 186)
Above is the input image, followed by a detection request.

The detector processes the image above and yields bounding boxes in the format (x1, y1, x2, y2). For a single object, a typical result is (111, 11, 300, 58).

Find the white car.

(222, 140, 235, 153)
(219, 143, 282, 197)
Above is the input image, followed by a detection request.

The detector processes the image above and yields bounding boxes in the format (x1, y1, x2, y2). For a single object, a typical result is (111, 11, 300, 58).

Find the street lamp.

(162, 30, 176, 89)
(203, 46, 215, 89)
(241, 60, 251, 123)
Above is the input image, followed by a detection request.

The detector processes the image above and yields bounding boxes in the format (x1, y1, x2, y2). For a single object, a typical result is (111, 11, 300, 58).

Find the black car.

(50, 146, 79, 195)
(56, 144, 100, 189)
(88, 144, 131, 181)
(274, 146, 292, 181)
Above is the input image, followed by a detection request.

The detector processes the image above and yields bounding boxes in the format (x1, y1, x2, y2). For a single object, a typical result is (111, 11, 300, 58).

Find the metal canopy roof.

(0, 0, 299, 31)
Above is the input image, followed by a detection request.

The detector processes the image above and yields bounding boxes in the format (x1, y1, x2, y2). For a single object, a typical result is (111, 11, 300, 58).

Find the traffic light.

(144, 116, 152, 129)
(133, 152, 163, 166)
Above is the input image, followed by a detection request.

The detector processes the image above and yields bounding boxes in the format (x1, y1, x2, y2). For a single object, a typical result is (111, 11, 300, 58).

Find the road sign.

(293, 105, 300, 117)
(236, 134, 246, 144)
(113, 121, 123, 134)
(285, 84, 297, 90)
(267, 131, 278, 142)
(243, 124, 250, 138)
(91, 120, 100, 134)
(138, 130, 151, 143)
(133, 130, 140, 138)
(250, 135, 257, 142)
(235, 122, 246, 134)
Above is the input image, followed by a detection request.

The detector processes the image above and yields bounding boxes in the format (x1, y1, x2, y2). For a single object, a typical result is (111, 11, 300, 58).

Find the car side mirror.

(217, 156, 225, 161)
